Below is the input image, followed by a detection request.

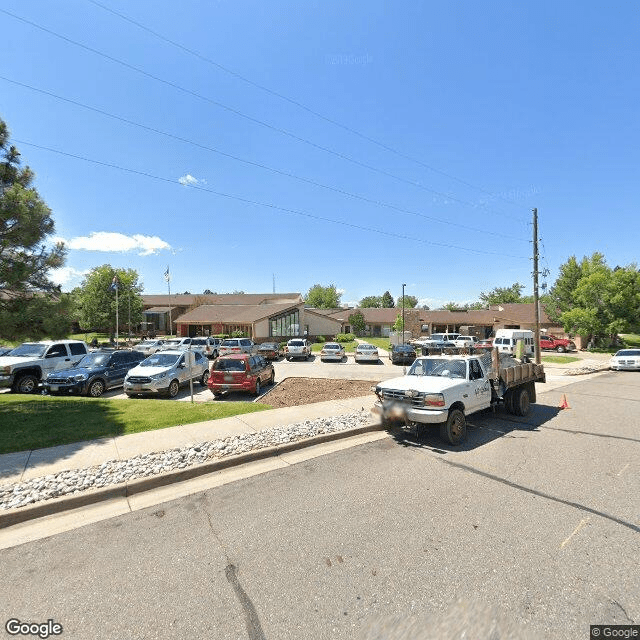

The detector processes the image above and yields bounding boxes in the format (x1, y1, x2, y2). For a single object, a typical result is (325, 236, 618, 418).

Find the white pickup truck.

(373, 350, 545, 445)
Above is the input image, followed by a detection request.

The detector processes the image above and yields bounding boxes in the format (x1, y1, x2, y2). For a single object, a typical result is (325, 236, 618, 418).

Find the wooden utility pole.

(532, 208, 541, 364)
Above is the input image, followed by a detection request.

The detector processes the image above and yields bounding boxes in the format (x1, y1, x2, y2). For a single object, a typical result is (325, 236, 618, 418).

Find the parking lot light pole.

(402, 283, 406, 345)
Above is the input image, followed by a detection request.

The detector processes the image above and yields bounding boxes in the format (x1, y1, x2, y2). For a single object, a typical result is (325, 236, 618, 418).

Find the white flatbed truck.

(372, 349, 545, 445)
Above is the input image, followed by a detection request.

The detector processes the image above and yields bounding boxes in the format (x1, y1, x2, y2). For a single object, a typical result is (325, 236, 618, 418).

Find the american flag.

(164, 266, 170, 282)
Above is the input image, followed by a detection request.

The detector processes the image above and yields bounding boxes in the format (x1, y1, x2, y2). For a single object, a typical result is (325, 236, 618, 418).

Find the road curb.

(0, 421, 385, 529)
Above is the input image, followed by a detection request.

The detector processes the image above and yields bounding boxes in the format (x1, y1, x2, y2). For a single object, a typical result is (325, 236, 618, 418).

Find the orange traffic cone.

(559, 394, 571, 409)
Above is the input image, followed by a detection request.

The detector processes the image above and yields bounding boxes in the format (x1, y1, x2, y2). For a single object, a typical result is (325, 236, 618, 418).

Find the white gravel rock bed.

(0, 410, 371, 511)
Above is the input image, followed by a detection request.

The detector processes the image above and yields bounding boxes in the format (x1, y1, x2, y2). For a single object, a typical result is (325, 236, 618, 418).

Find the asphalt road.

(1, 371, 638, 639)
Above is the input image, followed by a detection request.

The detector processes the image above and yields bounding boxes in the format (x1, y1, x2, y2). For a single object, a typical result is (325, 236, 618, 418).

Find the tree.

(479, 282, 527, 305)
(547, 254, 640, 345)
(348, 311, 366, 336)
(203, 289, 216, 295)
(74, 265, 144, 333)
(305, 283, 341, 308)
(0, 119, 68, 340)
(381, 291, 395, 308)
(393, 313, 404, 332)
(397, 294, 418, 308)
(359, 295, 381, 308)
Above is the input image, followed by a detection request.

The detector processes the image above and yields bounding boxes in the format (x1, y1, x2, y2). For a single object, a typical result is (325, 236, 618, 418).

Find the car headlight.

(74, 373, 88, 381)
(0, 366, 11, 375)
(423, 393, 445, 407)
(150, 372, 167, 380)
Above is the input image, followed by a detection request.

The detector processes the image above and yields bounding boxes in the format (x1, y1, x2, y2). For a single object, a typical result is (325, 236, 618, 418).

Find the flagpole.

(115, 281, 119, 349)
(165, 266, 173, 337)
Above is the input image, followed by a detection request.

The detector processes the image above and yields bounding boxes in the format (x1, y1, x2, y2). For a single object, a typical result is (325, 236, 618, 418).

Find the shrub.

(315, 336, 326, 343)
(334, 333, 355, 343)
(279, 341, 287, 350)
(231, 330, 246, 338)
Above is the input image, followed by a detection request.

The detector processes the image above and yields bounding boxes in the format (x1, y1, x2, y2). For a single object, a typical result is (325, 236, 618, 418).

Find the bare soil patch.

(261, 377, 374, 409)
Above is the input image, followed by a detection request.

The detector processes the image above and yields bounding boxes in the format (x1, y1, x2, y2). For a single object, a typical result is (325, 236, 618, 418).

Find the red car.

(208, 354, 274, 398)
(475, 338, 494, 350)
(539, 335, 576, 353)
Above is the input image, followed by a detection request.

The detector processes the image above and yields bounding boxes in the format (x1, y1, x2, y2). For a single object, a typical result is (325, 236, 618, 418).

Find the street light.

(402, 283, 406, 345)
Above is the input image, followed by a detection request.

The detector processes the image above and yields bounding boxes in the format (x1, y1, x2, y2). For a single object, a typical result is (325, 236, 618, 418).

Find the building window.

(270, 309, 300, 336)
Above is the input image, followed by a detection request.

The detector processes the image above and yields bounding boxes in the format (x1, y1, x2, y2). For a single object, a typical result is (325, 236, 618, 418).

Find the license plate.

(49, 385, 59, 391)
(131, 384, 142, 391)
(224, 374, 233, 383)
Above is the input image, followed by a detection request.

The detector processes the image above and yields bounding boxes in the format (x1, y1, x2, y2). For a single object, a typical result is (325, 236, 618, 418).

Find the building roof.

(143, 306, 172, 313)
(142, 293, 302, 307)
(174, 303, 301, 325)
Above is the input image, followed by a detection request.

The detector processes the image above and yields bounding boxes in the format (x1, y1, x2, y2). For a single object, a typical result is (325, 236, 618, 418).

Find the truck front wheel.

(440, 409, 467, 445)
(15, 374, 39, 394)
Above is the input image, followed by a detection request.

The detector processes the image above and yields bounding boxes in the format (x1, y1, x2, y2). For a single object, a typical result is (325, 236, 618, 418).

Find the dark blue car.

(43, 350, 145, 397)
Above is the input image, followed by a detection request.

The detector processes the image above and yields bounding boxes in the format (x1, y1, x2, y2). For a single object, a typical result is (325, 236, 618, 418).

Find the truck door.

(468, 359, 491, 412)
(44, 343, 72, 374)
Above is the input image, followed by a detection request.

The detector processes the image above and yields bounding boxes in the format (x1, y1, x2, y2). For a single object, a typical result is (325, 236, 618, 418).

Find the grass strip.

(0, 395, 270, 455)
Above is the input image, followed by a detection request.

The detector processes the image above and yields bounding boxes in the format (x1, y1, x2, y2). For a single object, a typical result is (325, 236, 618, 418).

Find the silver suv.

(189, 337, 222, 359)
(124, 349, 210, 398)
(218, 338, 257, 357)
(285, 339, 311, 361)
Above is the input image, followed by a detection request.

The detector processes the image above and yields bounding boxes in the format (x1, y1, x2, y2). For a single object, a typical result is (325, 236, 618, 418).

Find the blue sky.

(2, 1, 638, 308)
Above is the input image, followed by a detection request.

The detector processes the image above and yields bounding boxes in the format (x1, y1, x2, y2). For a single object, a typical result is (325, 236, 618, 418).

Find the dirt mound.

(261, 377, 374, 408)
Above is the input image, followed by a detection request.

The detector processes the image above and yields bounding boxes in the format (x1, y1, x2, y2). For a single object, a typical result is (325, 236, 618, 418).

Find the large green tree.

(74, 265, 144, 334)
(359, 295, 382, 308)
(0, 119, 69, 340)
(397, 294, 418, 308)
(479, 282, 529, 305)
(547, 253, 640, 344)
(381, 291, 395, 308)
(305, 283, 341, 308)
(348, 311, 366, 336)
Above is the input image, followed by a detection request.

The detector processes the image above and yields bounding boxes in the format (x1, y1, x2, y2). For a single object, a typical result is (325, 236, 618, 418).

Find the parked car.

(452, 335, 478, 348)
(354, 343, 379, 363)
(609, 349, 640, 371)
(190, 337, 222, 359)
(320, 342, 345, 362)
(218, 338, 257, 357)
(208, 354, 275, 398)
(539, 335, 576, 353)
(419, 341, 457, 355)
(44, 349, 145, 397)
(124, 349, 209, 398)
(0, 346, 13, 357)
(257, 342, 282, 360)
(134, 339, 166, 357)
(475, 338, 494, 350)
(0, 340, 89, 394)
(389, 344, 417, 365)
(284, 339, 311, 361)
(162, 337, 193, 350)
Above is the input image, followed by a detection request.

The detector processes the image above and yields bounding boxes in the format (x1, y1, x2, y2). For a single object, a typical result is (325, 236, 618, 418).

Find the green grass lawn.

(541, 355, 581, 364)
(361, 337, 392, 351)
(620, 333, 640, 348)
(0, 395, 271, 455)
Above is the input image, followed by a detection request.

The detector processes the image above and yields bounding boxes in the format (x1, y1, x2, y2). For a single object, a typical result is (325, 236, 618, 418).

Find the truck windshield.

(408, 358, 467, 378)
(7, 343, 48, 357)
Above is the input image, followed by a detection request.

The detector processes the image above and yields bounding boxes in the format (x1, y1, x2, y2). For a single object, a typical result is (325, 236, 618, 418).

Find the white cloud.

(418, 297, 443, 309)
(178, 174, 200, 186)
(49, 266, 89, 288)
(336, 288, 346, 295)
(58, 232, 171, 256)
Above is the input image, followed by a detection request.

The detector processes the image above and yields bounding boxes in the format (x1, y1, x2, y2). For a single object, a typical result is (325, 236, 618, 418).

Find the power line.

(86, 0, 519, 208)
(0, 74, 527, 242)
(1, 7, 523, 223)
(15, 138, 530, 260)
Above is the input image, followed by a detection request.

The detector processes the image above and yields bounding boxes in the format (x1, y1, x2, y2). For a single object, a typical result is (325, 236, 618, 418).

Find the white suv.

(124, 349, 210, 398)
(285, 339, 311, 361)
(218, 338, 257, 356)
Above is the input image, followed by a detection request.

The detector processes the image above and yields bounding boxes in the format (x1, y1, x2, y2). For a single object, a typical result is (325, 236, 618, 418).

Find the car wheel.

(200, 370, 209, 386)
(513, 387, 531, 417)
(15, 374, 38, 394)
(167, 379, 180, 398)
(286, 357, 291, 362)
(439, 409, 466, 445)
(254, 379, 261, 396)
(88, 379, 105, 397)
(556, 345, 566, 353)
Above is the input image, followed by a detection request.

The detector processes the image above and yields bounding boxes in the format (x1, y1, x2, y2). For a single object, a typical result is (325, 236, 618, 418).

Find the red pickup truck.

(539, 335, 576, 353)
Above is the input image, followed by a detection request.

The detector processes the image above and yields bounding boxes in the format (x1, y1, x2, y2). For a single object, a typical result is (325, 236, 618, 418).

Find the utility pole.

(402, 283, 406, 345)
(532, 208, 541, 365)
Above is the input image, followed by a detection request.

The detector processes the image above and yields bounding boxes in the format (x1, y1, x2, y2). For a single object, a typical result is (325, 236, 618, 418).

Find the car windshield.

(221, 340, 239, 347)
(289, 340, 304, 346)
(214, 359, 247, 372)
(325, 344, 341, 350)
(357, 345, 375, 351)
(615, 350, 640, 357)
(140, 354, 180, 367)
(163, 339, 182, 347)
(190, 339, 206, 345)
(137, 341, 157, 347)
(408, 358, 467, 378)
(7, 343, 48, 357)
(77, 353, 110, 368)
(259, 343, 277, 349)
(396, 346, 414, 352)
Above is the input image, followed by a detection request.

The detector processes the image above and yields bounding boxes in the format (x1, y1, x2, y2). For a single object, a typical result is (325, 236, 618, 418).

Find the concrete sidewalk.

(0, 395, 375, 486)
